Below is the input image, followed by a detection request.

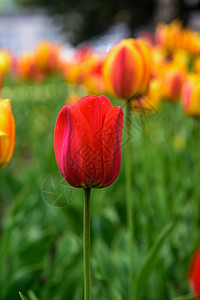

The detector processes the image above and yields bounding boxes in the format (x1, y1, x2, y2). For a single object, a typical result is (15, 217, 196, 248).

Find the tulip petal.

(54, 104, 95, 187)
(0, 99, 15, 168)
(101, 106, 123, 187)
(0, 131, 9, 168)
(74, 95, 113, 186)
(75, 95, 112, 136)
(188, 247, 200, 298)
(54, 96, 123, 188)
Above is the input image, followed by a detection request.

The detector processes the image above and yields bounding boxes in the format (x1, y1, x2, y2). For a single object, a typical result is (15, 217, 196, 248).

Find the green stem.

(125, 100, 134, 300)
(193, 120, 200, 230)
(84, 188, 91, 300)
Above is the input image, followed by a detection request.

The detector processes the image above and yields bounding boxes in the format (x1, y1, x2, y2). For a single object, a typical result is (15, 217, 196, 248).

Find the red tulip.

(188, 247, 200, 299)
(54, 95, 123, 188)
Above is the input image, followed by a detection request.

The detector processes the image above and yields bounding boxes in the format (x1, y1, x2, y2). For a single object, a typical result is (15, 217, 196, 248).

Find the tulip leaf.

(28, 290, 39, 300)
(171, 293, 194, 300)
(19, 292, 28, 300)
(135, 222, 174, 299)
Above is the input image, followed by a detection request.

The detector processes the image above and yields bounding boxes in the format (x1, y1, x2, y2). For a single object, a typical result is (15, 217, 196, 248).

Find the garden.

(0, 20, 200, 300)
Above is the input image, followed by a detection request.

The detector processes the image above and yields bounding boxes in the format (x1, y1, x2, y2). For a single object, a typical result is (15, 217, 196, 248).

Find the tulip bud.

(188, 247, 200, 299)
(0, 99, 15, 169)
(103, 38, 151, 100)
(162, 65, 185, 101)
(131, 78, 162, 113)
(181, 75, 200, 117)
(35, 41, 61, 74)
(0, 50, 11, 76)
(54, 95, 123, 188)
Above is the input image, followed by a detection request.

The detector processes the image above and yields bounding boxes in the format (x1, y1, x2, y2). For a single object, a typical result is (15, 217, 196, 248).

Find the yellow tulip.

(0, 99, 15, 168)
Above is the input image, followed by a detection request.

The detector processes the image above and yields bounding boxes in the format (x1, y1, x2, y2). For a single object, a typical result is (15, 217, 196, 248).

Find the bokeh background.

(1, 0, 200, 299)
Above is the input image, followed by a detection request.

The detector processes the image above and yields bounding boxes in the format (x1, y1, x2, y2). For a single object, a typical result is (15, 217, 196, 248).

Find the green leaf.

(171, 293, 194, 300)
(19, 292, 28, 300)
(135, 222, 174, 299)
(28, 290, 39, 300)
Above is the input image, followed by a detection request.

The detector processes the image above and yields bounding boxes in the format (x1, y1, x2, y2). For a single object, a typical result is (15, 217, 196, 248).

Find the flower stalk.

(125, 100, 134, 300)
(84, 188, 91, 300)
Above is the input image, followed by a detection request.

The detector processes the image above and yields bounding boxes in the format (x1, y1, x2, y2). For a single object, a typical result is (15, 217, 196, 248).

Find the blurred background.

(1, 0, 200, 52)
(1, 0, 200, 300)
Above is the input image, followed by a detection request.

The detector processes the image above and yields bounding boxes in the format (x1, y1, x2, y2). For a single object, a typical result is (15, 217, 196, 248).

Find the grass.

(0, 75, 198, 300)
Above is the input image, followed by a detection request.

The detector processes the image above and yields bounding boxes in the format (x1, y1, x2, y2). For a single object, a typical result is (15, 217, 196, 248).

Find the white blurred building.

(0, 0, 65, 55)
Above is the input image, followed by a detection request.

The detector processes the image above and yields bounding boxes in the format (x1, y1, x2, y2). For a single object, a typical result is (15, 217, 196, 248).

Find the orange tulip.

(0, 50, 11, 76)
(35, 41, 61, 74)
(0, 99, 15, 168)
(155, 20, 200, 55)
(18, 53, 45, 82)
(194, 57, 200, 75)
(131, 78, 162, 114)
(162, 65, 185, 101)
(181, 74, 200, 117)
(65, 48, 104, 87)
(103, 38, 152, 100)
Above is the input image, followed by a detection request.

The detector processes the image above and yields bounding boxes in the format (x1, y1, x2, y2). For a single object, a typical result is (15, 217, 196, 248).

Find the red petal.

(188, 247, 200, 298)
(54, 104, 92, 187)
(74, 95, 114, 186)
(101, 106, 123, 187)
(75, 95, 112, 136)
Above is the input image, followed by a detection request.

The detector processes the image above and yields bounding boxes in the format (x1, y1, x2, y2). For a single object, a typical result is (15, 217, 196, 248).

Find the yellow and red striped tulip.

(131, 78, 162, 113)
(83, 58, 106, 95)
(64, 46, 98, 85)
(193, 57, 200, 75)
(172, 49, 191, 71)
(103, 38, 152, 100)
(18, 53, 46, 82)
(155, 20, 182, 53)
(155, 20, 200, 56)
(181, 74, 200, 117)
(0, 50, 11, 76)
(0, 99, 15, 169)
(162, 64, 185, 101)
(35, 41, 61, 74)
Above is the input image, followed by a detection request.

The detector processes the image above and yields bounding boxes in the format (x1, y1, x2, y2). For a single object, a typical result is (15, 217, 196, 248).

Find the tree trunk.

(154, 0, 179, 24)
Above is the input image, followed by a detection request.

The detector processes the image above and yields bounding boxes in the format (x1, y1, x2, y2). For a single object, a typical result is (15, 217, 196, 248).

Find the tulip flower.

(0, 50, 11, 76)
(103, 38, 152, 100)
(0, 99, 15, 169)
(35, 41, 61, 74)
(155, 20, 200, 55)
(54, 94, 123, 299)
(188, 247, 200, 299)
(103, 38, 151, 299)
(54, 95, 123, 188)
(131, 78, 162, 113)
(181, 75, 200, 117)
(162, 65, 185, 101)
(18, 53, 46, 82)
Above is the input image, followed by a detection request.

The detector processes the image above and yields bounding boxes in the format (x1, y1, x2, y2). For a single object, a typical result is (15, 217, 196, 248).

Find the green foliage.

(0, 75, 198, 299)
(19, 292, 28, 300)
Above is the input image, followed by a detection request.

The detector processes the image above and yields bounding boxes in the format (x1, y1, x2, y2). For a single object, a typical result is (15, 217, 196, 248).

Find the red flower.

(188, 247, 200, 299)
(54, 95, 123, 188)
